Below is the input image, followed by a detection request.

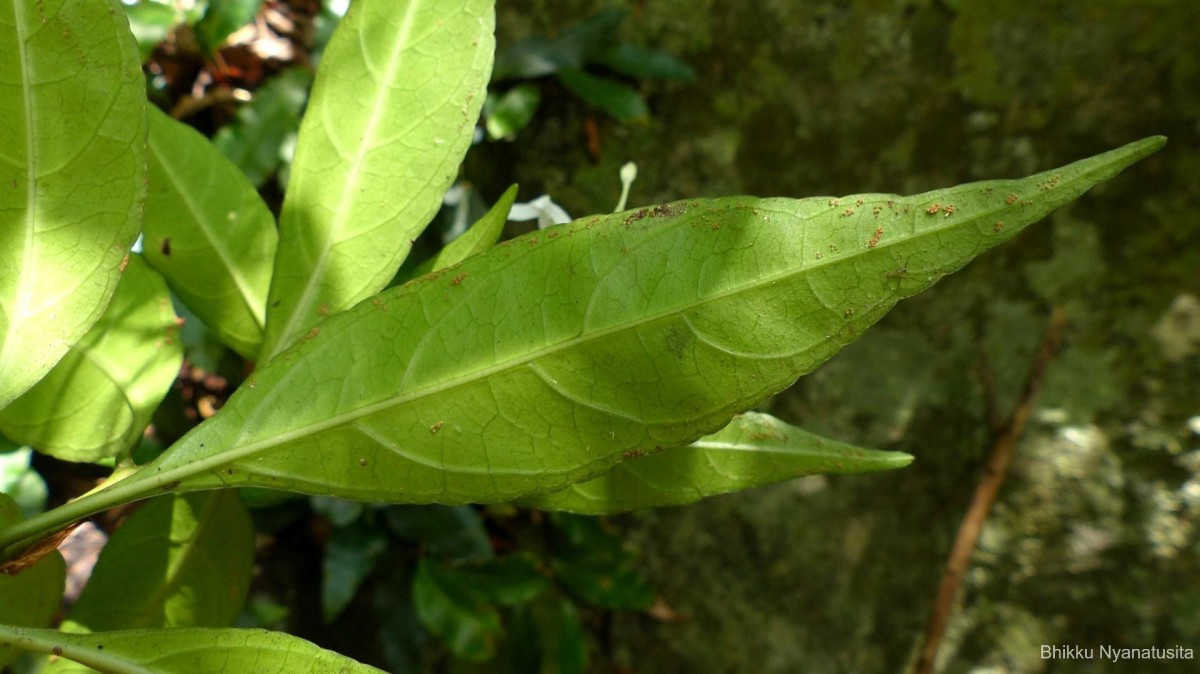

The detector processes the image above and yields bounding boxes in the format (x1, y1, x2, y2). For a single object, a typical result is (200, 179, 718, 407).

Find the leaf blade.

(259, 0, 495, 361)
(0, 625, 386, 674)
(406, 184, 518, 279)
(0, 0, 148, 407)
(0, 257, 183, 463)
(520, 412, 911, 514)
(84, 138, 1166, 508)
(62, 491, 254, 632)
(143, 107, 278, 359)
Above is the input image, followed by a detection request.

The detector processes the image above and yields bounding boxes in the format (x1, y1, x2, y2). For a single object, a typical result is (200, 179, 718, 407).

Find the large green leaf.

(521, 412, 912, 514)
(0, 495, 64, 669)
(62, 491, 254, 633)
(0, 139, 1164, 556)
(142, 107, 278, 360)
(0, 624, 385, 673)
(0, 257, 182, 463)
(259, 0, 495, 361)
(0, 0, 148, 407)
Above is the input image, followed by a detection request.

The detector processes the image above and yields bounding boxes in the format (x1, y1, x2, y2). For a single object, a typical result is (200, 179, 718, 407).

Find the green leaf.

(121, 2, 183, 61)
(491, 9, 625, 81)
(0, 257, 182, 463)
(143, 107, 278, 360)
(63, 491, 254, 632)
(0, 0, 148, 408)
(0, 445, 47, 518)
(522, 412, 911, 514)
(0, 495, 64, 670)
(194, 0, 263, 53)
(444, 554, 549, 606)
(0, 624, 386, 673)
(597, 43, 697, 82)
(548, 514, 653, 611)
(556, 68, 649, 122)
(485, 84, 541, 140)
(412, 557, 503, 662)
(259, 0, 495, 361)
(385, 505, 492, 563)
(0, 138, 1162, 555)
(321, 521, 387, 623)
(405, 184, 518, 280)
(212, 68, 313, 187)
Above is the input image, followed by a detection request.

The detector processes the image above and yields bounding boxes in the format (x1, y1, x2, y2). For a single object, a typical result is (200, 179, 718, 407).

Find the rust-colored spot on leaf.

(451, 273, 468, 286)
(430, 421, 444, 435)
(994, 221, 1004, 232)
(1006, 193, 1019, 204)
(868, 226, 884, 248)
(317, 303, 331, 317)
(303, 327, 320, 341)
(926, 203, 941, 215)
(118, 253, 130, 272)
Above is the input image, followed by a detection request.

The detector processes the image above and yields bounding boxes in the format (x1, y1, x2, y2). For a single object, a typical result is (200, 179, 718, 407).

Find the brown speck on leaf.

(451, 273, 467, 286)
(623, 448, 646, 459)
(430, 421, 444, 435)
(926, 203, 941, 215)
(303, 327, 320, 341)
(994, 221, 1004, 232)
(317, 303, 331, 317)
(943, 204, 956, 217)
(842, 208, 855, 217)
(1021, 200, 1033, 206)
(160, 238, 172, 256)
(1006, 193, 1019, 204)
(856, 198, 864, 206)
(872, 205, 883, 216)
(868, 226, 884, 248)
(828, 198, 839, 207)
(118, 253, 130, 272)
(358, 458, 368, 467)
(844, 308, 856, 318)
(711, 222, 721, 230)
(547, 230, 558, 238)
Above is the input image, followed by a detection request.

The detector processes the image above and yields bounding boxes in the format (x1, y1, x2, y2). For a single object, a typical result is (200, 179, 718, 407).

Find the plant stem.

(913, 307, 1068, 674)
(0, 468, 161, 563)
(0, 624, 157, 674)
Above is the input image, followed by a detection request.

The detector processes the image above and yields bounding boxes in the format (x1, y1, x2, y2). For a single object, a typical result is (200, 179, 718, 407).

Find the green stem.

(0, 467, 163, 562)
(0, 624, 157, 674)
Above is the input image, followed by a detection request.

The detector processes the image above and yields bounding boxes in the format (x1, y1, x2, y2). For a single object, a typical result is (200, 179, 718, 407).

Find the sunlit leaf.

(485, 85, 541, 140)
(0, 444, 47, 518)
(522, 412, 911, 514)
(0, 624, 385, 673)
(405, 184, 519, 280)
(0, 140, 1162, 555)
(0, 0, 147, 407)
(62, 491, 254, 632)
(0, 257, 182, 463)
(143, 107, 278, 360)
(260, 0, 495, 360)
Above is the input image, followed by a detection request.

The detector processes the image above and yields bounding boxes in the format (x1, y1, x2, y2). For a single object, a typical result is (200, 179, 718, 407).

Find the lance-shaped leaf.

(405, 184, 518, 280)
(0, 139, 1162, 552)
(142, 107, 278, 360)
(0, 624, 385, 673)
(259, 0, 495, 361)
(61, 491, 254, 633)
(520, 412, 912, 514)
(0, 0, 147, 407)
(0, 256, 182, 463)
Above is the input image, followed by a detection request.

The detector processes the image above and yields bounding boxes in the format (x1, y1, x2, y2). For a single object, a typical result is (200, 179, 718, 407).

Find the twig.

(914, 307, 1068, 674)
